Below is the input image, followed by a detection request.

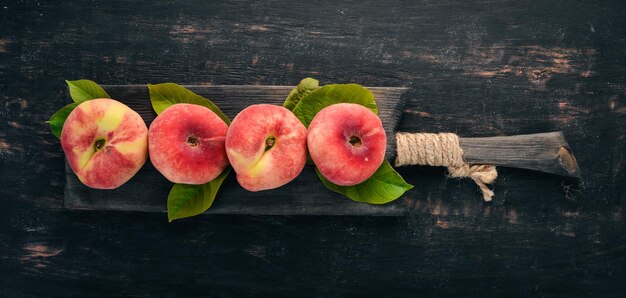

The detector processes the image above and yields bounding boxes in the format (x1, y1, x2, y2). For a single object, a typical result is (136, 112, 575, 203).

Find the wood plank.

(64, 85, 410, 215)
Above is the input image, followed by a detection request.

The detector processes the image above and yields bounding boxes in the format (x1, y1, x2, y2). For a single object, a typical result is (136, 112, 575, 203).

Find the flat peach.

(308, 103, 386, 186)
(148, 104, 229, 185)
(61, 98, 148, 189)
(225, 104, 307, 191)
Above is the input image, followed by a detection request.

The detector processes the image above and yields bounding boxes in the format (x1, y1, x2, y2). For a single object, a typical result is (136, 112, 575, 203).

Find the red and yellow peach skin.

(148, 104, 229, 185)
(61, 98, 148, 189)
(308, 103, 386, 186)
(225, 104, 307, 191)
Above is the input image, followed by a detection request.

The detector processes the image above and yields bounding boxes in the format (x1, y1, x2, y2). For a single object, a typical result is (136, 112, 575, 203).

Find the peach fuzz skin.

(225, 104, 307, 191)
(148, 104, 229, 185)
(308, 103, 387, 186)
(61, 98, 148, 189)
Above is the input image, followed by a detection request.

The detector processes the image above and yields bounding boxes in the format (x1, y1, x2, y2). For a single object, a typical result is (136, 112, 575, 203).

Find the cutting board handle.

(458, 131, 580, 178)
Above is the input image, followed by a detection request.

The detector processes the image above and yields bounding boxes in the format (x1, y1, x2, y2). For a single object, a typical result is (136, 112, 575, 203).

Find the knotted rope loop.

(395, 133, 497, 201)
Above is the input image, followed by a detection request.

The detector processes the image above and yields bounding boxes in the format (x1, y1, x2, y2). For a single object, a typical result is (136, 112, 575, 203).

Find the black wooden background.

(1, 0, 625, 296)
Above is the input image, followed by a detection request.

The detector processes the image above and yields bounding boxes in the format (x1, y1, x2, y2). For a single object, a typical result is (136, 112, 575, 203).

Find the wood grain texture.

(459, 131, 581, 177)
(64, 85, 409, 215)
(1, 0, 625, 296)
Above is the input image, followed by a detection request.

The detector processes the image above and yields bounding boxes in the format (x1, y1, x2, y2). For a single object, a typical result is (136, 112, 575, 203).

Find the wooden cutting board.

(64, 85, 410, 216)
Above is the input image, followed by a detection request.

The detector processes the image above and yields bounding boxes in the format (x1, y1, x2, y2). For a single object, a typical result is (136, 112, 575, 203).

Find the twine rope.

(395, 132, 497, 201)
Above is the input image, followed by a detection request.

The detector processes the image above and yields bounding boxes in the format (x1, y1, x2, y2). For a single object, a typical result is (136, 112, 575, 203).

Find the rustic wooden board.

(64, 85, 410, 215)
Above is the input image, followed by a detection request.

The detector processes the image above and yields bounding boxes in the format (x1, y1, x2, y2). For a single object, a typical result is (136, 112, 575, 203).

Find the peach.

(225, 104, 307, 191)
(148, 104, 229, 185)
(61, 98, 148, 189)
(308, 103, 386, 186)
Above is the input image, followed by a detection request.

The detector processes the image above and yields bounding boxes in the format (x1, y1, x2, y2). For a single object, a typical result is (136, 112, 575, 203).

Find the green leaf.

(283, 77, 319, 111)
(48, 102, 78, 139)
(66, 79, 110, 103)
(316, 161, 413, 204)
(167, 167, 231, 222)
(150, 83, 232, 222)
(148, 83, 231, 124)
(292, 84, 377, 127)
